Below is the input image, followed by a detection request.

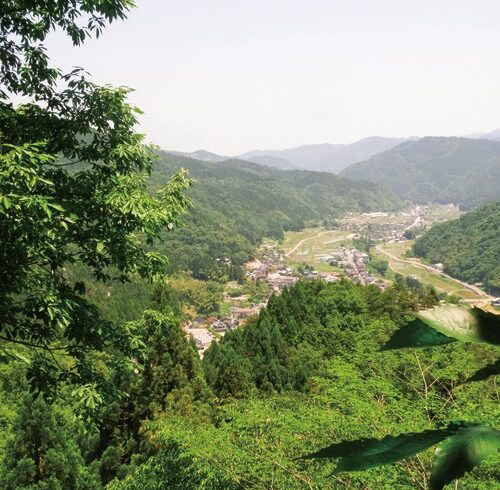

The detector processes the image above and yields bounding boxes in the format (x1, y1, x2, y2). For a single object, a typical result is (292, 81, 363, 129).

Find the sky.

(46, 0, 500, 155)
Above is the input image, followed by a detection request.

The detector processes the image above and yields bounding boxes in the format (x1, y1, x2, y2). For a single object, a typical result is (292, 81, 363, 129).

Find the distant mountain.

(413, 201, 500, 294)
(465, 128, 500, 142)
(238, 136, 415, 174)
(240, 155, 298, 170)
(168, 149, 229, 163)
(340, 137, 500, 209)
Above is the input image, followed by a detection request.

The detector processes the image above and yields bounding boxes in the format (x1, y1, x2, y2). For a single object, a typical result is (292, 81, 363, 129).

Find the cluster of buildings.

(186, 247, 305, 356)
(185, 302, 273, 356)
(183, 315, 241, 356)
(245, 245, 286, 281)
(266, 271, 299, 291)
(324, 247, 385, 288)
(245, 248, 300, 292)
(341, 206, 429, 244)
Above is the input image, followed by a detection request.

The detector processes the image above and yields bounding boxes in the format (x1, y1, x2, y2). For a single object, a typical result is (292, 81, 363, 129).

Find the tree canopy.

(0, 0, 191, 390)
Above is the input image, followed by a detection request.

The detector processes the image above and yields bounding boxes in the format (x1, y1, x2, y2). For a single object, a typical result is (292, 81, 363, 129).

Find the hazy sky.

(46, 0, 500, 155)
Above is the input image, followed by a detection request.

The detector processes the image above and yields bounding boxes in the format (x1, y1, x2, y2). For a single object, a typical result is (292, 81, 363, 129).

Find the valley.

(185, 203, 497, 356)
(278, 204, 492, 304)
(3, 3, 500, 490)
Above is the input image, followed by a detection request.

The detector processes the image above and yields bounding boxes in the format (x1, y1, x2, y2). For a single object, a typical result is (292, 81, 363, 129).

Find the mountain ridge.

(340, 136, 500, 209)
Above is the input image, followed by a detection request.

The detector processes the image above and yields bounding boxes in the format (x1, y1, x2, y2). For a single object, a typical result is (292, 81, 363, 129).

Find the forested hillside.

(104, 281, 498, 489)
(151, 152, 403, 280)
(2, 2, 499, 490)
(413, 202, 500, 294)
(341, 137, 500, 208)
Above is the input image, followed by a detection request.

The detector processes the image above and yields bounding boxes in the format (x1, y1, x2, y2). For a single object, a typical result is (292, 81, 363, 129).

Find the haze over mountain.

(341, 136, 500, 209)
(465, 128, 500, 142)
(169, 129, 500, 174)
(168, 149, 229, 163)
(237, 136, 416, 173)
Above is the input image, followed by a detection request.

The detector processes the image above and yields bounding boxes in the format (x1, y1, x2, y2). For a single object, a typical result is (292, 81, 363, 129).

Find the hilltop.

(340, 137, 500, 209)
(167, 149, 229, 163)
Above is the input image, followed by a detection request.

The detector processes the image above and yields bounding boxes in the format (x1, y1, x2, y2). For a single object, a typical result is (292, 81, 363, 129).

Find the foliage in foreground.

(0, 0, 192, 401)
(303, 303, 500, 489)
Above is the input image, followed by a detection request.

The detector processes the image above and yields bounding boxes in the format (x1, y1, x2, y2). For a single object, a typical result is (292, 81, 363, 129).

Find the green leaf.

(382, 305, 500, 350)
(417, 305, 500, 345)
(430, 426, 500, 490)
(381, 317, 457, 350)
(301, 424, 464, 473)
(464, 359, 500, 383)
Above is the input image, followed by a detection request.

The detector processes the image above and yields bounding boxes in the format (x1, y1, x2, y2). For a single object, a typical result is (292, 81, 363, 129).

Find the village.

(183, 218, 403, 355)
(183, 203, 500, 356)
(183, 243, 300, 356)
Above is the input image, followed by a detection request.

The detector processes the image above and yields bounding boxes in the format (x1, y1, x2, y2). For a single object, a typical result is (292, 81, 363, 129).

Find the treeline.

(413, 201, 500, 294)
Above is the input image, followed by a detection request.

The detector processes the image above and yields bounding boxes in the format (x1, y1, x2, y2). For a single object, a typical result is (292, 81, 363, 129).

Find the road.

(403, 215, 423, 233)
(346, 248, 366, 285)
(375, 244, 493, 300)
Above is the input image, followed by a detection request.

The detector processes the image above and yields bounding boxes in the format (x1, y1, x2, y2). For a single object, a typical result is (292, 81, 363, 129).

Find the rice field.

(280, 228, 353, 271)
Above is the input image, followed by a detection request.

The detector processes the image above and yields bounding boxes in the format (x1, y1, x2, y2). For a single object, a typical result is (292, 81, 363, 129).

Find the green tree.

(0, 394, 100, 489)
(130, 310, 211, 419)
(0, 1, 191, 386)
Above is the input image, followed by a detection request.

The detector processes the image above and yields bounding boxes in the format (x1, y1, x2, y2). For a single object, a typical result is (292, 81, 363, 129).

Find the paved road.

(375, 244, 493, 300)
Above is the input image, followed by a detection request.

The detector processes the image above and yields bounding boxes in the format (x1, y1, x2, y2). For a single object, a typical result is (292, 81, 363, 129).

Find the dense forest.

(341, 137, 500, 209)
(413, 202, 500, 294)
(1, 280, 498, 489)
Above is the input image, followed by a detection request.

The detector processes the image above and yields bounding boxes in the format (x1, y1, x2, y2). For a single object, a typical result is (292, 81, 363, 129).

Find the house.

(187, 328, 214, 356)
(232, 307, 255, 321)
(245, 259, 263, 270)
(433, 263, 444, 271)
(228, 294, 249, 303)
(492, 298, 500, 307)
(319, 272, 340, 283)
(212, 320, 228, 332)
(275, 275, 298, 289)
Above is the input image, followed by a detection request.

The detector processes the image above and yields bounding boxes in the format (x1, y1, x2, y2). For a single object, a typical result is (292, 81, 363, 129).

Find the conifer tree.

(0, 394, 100, 490)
